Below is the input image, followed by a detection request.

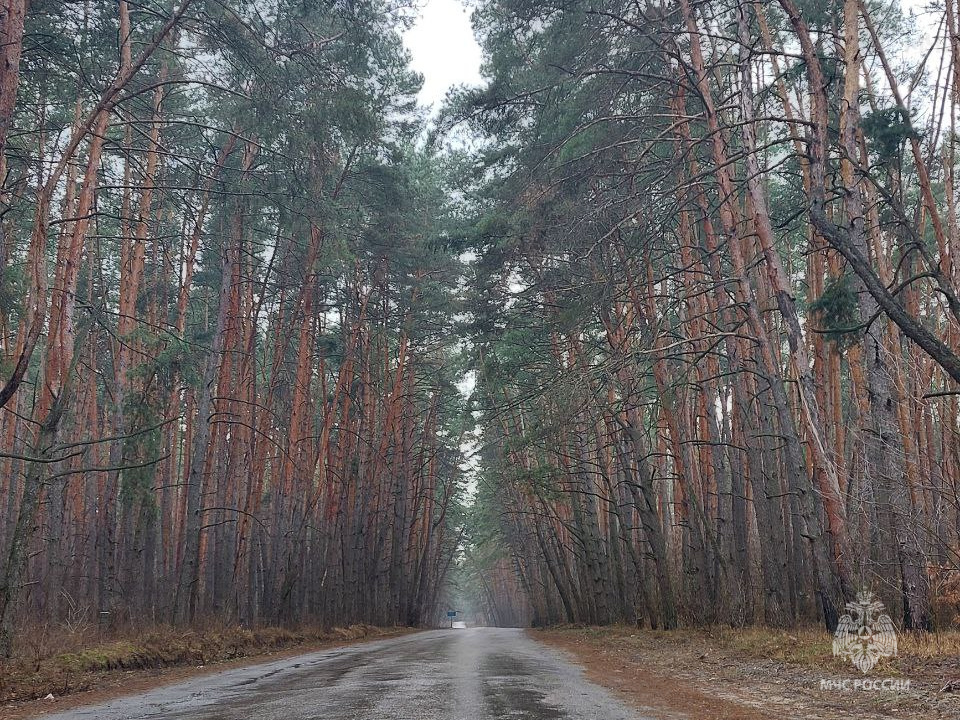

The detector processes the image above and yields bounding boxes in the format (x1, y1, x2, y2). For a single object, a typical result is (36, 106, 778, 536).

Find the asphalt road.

(38, 628, 650, 720)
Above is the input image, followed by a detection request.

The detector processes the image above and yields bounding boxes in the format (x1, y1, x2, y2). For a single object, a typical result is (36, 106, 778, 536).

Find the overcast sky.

(403, 0, 484, 111)
(403, 0, 937, 113)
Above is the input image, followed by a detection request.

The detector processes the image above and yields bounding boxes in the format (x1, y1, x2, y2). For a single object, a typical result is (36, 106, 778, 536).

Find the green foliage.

(0, 264, 23, 317)
(119, 399, 162, 517)
(794, 0, 842, 27)
(862, 105, 920, 163)
(809, 274, 862, 349)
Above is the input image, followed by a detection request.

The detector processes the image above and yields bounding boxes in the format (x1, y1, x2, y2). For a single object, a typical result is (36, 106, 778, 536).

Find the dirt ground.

(534, 626, 960, 720)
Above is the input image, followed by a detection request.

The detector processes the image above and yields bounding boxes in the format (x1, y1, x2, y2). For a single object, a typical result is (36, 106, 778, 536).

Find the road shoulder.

(2, 626, 417, 720)
(531, 626, 960, 720)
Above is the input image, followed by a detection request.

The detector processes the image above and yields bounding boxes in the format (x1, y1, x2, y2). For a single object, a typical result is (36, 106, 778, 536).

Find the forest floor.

(536, 625, 960, 719)
(0, 623, 413, 719)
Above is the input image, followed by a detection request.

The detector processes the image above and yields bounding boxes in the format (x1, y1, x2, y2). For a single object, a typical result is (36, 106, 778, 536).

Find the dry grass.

(0, 622, 392, 705)
(536, 624, 960, 720)
(549, 622, 960, 671)
(899, 628, 960, 659)
(709, 625, 845, 668)
(706, 623, 960, 675)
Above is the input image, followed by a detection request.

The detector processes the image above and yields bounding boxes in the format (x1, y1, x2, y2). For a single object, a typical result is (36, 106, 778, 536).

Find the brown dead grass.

(535, 625, 960, 720)
(0, 622, 407, 714)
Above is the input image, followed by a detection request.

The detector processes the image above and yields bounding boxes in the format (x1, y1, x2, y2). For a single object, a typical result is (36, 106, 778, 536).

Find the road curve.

(37, 628, 650, 720)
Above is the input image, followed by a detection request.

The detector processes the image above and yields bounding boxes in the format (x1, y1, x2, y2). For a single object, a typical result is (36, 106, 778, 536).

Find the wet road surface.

(38, 628, 651, 719)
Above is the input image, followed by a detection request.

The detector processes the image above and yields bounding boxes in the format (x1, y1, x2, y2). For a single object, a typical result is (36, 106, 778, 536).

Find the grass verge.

(534, 625, 960, 720)
(0, 623, 408, 713)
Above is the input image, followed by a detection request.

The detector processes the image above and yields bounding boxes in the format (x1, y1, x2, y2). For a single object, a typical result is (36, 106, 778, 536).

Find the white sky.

(404, 0, 484, 110)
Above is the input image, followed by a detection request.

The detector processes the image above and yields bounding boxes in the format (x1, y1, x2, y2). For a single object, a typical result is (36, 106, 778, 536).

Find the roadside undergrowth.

(0, 623, 402, 707)
(535, 625, 960, 719)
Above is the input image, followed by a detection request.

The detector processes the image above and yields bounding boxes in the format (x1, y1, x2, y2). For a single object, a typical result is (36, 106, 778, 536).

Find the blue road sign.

(447, 611, 457, 617)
